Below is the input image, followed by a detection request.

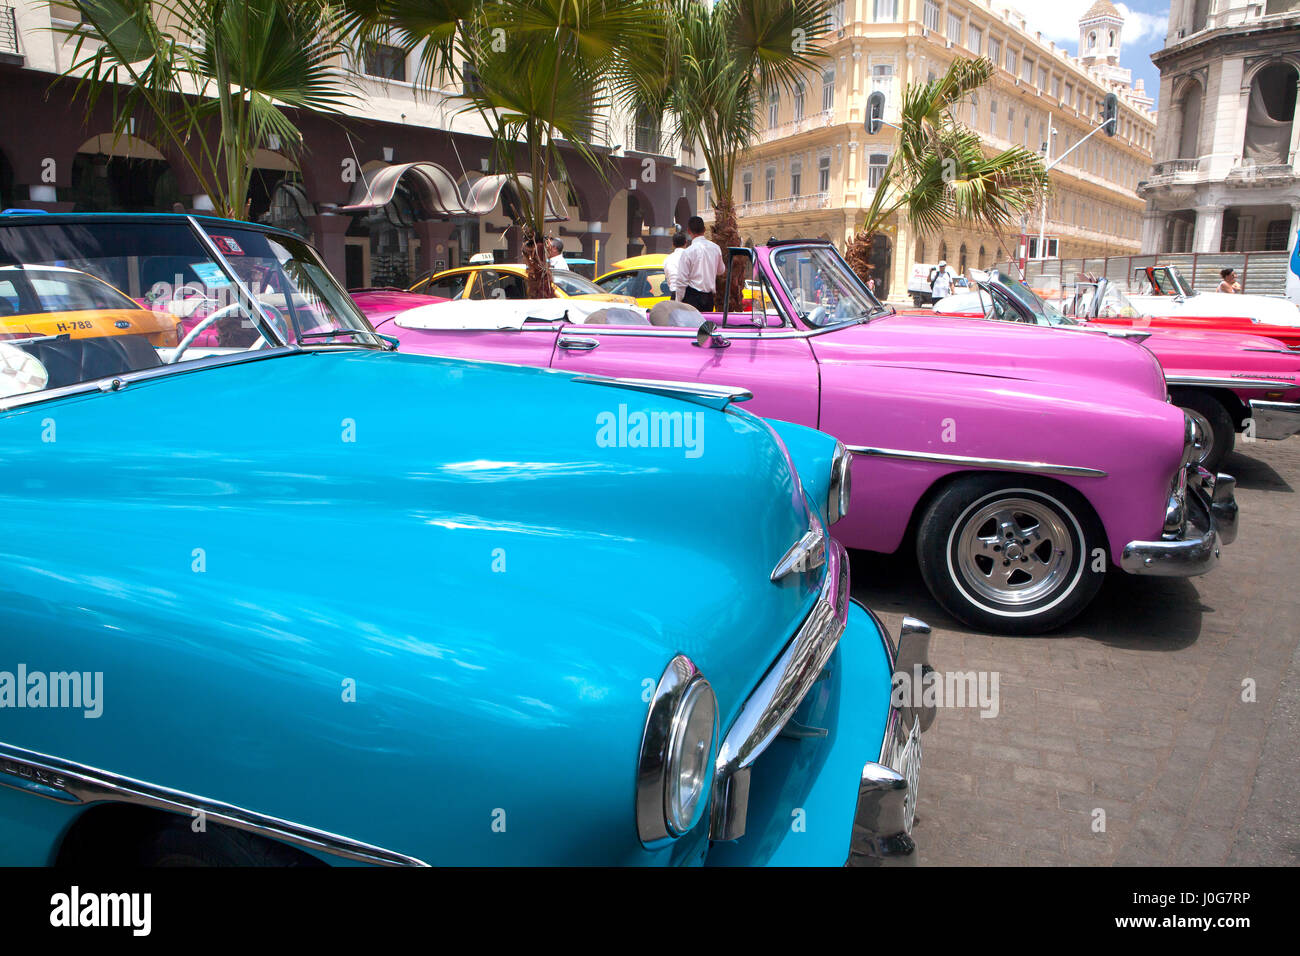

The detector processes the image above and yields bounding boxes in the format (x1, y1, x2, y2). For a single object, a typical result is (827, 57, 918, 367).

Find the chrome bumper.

(1249, 400, 1300, 441)
(850, 612, 934, 866)
(1121, 469, 1237, 575)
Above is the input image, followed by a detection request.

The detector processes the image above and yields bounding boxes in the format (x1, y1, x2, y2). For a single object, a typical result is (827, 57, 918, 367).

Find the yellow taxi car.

(0, 265, 180, 345)
(593, 254, 671, 307)
(410, 264, 635, 305)
(595, 253, 763, 310)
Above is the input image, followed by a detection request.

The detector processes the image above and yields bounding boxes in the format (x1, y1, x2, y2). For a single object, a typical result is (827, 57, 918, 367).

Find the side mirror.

(694, 320, 731, 349)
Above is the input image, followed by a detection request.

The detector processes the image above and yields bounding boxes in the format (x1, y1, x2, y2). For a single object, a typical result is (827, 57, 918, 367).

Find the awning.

(341, 161, 568, 221)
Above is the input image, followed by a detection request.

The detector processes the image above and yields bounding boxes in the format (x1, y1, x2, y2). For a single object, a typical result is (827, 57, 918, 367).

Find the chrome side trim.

(0, 741, 427, 867)
(711, 537, 850, 841)
(847, 445, 1107, 478)
(570, 374, 753, 410)
(1166, 374, 1296, 390)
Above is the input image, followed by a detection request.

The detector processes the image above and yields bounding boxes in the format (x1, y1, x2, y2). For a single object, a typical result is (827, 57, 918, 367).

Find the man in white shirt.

(930, 260, 952, 301)
(678, 216, 725, 311)
(548, 237, 570, 272)
(662, 232, 688, 301)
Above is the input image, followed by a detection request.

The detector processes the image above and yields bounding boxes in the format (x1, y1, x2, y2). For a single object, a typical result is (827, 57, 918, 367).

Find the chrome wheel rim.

(955, 497, 1075, 606)
(1182, 408, 1214, 465)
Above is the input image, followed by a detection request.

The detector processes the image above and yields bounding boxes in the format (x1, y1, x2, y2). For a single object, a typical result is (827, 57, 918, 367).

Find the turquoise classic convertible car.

(0, 212, 931, 866)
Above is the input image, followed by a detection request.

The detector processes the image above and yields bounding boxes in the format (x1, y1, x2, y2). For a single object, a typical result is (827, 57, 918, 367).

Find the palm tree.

(648, 0, 834, 305)
(58, 1, 357, 220)
(845, 57, 1047, 290)
(343, 1, 666, 298)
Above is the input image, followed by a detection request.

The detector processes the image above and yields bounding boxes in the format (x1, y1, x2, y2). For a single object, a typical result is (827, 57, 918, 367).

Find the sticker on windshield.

(210, 236, 244, 256)
(190, 262, 232, 287)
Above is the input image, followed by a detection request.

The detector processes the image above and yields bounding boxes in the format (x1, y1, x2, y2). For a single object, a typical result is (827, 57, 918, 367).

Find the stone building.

(709, 0, 1156, 300)
(1140, 0, 1300, 254)
(0, 1, 701, 284)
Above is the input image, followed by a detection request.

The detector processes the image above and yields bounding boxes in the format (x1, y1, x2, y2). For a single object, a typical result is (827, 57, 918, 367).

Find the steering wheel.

(806, 304, 829, 325)
(168, 302, 287, 364)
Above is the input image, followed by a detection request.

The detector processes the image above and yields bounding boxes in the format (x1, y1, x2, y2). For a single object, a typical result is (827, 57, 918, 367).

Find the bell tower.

(1079, 0, 1123, 68)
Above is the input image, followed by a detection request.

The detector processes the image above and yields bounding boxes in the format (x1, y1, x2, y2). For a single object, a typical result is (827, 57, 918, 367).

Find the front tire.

(1171, 390, 1234, 473)
(916, 475, 1106, 634)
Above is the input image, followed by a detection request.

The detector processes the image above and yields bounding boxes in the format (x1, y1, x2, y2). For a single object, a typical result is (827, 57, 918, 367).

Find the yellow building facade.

(709, 0, 1157, 301)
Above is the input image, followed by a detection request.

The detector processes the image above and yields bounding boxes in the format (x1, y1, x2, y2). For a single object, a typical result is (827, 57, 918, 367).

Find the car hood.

(0, 350, 820, 735)
(0, 349, 832, 861)
(816, 312, 1168, 401)
(1133, 291, 1300, 326)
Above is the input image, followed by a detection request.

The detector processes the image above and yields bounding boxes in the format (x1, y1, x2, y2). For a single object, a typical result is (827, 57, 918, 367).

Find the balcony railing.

(760, 110, 834, 144)
(1, 5, 21, 60)
(1151, 158, 1201, 176)
(736, 193, 831, 218)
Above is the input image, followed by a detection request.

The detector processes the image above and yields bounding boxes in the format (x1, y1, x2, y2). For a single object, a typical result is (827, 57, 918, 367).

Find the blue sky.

(1006, 1, 1171, 109)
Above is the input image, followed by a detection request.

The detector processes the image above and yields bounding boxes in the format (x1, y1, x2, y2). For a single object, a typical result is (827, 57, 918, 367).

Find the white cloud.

(996, 2, 1169, 49)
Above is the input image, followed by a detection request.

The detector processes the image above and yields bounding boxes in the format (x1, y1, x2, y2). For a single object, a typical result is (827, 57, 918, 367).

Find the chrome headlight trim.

(636, 655, 718, 847)
(827, 440, 852, 525)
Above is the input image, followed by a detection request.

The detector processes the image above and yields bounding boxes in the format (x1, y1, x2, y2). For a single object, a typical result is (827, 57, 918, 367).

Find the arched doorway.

(71, 135, 179, 212)
(1244, 62, 1298, 166)
(0, 148, 14, 211)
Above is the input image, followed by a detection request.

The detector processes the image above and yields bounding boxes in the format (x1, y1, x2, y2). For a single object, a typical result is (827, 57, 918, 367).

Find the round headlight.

(828, 441, 852, 525)
(665, 677, 717, 835)
(636, 656, 718, 846)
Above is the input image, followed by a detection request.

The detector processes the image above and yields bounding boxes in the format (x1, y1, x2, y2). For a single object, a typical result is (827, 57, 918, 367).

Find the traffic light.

(865, 91, 886, 135)
(1101, 93, 1118, 136)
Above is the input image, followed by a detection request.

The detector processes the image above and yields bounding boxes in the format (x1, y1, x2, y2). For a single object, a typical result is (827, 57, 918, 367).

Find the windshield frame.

(979, 269, 1079, 327)
(0, 212, 389, 412)
(765, 241, 893, 330)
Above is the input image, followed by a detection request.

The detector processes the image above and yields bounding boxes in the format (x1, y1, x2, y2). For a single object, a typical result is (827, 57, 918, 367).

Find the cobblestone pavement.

(851, 437, 1300, 866)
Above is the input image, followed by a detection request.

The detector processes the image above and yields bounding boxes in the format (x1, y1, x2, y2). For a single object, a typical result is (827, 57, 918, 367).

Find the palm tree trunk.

(524, 234, 557, 299)
(845, 229, 876, 287)
(709, 193, 744, 310)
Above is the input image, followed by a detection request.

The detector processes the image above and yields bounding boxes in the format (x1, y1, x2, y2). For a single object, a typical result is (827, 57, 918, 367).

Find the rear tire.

(1171, 390, 1234, 473)
(916, 475, 1106, 635)
(135, 817, 323, 867)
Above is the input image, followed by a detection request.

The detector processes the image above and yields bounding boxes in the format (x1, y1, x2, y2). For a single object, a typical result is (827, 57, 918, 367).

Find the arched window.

(938, 241, 949, 263)
(958, 243, 968, 274)
(1108, 30, 1115, 47)
(1244, 62, 1298, 166)
(917, 239, 926, 262)
(978, 244, 986, 269)
(1088, 31, 1096, 49)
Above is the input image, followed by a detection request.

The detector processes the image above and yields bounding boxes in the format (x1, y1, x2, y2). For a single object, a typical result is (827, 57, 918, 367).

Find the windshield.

(770, 244, 886, 327)
(551, 271, 607, 296)
(1075, 281, 1143, 320)
(0, 217, 384, 404)
(984, 270, 1078, 326)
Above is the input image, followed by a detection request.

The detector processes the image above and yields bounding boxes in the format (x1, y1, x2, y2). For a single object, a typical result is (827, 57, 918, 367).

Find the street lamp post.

(1034, 109, 1118, 269)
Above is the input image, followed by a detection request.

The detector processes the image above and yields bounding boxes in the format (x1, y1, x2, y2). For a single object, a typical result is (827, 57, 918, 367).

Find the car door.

(548, 310, 821, 427)
(472, 270, 529, 301)
(414, 270, 470, 299)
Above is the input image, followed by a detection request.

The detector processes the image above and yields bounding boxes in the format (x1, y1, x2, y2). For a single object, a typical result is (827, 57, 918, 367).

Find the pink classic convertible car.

(357, 240, 1237, 635)
(930, 272, 1300, 472)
